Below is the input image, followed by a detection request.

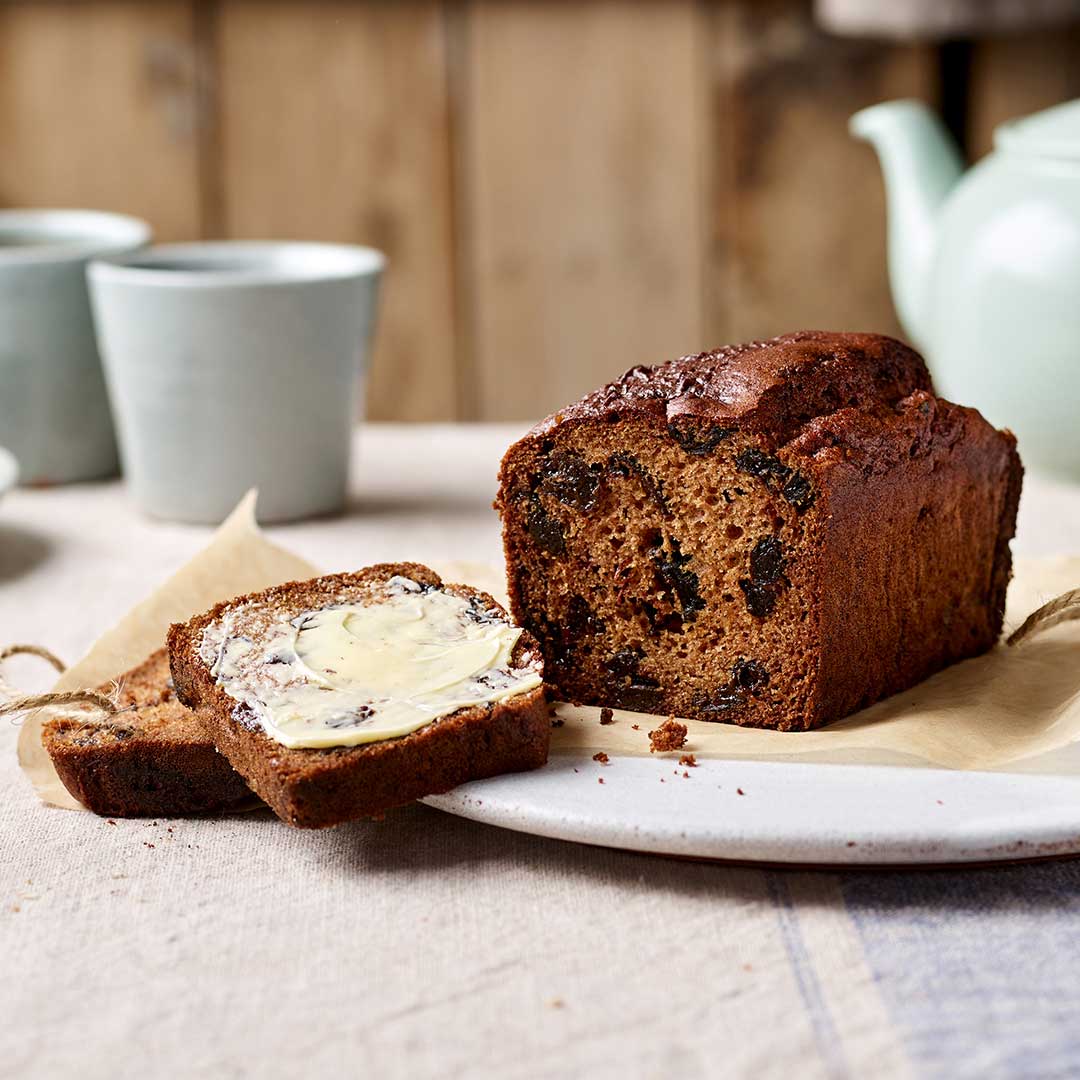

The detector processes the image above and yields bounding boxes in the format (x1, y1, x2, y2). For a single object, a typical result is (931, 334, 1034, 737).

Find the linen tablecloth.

(3, 424, 1080, 1080)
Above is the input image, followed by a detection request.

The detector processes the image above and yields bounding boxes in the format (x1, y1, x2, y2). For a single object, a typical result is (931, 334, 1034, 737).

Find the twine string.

(1007, 587, 1080, 647)
(0, 644, 65, 699)
(0, 643, 121, 720)
(0, 689, 122, 719)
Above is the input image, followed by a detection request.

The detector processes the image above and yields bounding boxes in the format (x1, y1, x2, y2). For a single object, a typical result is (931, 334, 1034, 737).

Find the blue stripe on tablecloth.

(841, 861, 1080, 1079)
(767, 872, 852, 1080)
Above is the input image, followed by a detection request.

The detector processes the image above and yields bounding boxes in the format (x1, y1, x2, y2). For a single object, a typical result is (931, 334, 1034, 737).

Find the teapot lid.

(996, 98, 1080, 160)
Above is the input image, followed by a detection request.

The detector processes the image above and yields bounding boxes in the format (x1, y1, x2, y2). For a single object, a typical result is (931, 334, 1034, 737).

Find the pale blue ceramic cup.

(88, 242, 385, 523)
(0, 209, 151, 484)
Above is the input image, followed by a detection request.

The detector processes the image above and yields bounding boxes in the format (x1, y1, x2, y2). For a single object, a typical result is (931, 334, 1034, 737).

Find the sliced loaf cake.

(497, 331, 1022, 731)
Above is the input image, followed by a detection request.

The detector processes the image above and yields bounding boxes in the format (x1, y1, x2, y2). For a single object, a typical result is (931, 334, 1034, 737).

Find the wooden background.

(2, 0, 1078, 420)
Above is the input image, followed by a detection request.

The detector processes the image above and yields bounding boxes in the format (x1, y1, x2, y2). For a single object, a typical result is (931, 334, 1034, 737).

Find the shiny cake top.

(532, 331, 932, 446)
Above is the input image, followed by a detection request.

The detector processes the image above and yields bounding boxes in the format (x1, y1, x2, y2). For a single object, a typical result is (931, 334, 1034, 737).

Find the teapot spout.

(851, 100, 964, 349)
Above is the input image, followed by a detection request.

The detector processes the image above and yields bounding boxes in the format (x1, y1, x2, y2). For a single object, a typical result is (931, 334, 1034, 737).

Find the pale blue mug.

(0, 209, 151, 484)
(88, 242, 385, 523)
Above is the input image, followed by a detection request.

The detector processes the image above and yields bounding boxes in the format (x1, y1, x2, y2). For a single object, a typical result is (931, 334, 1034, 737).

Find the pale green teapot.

(851, 98, 1080, 482)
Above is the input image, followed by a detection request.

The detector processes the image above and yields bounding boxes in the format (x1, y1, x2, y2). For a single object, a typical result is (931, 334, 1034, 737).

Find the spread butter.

(198, 576, 542, 749)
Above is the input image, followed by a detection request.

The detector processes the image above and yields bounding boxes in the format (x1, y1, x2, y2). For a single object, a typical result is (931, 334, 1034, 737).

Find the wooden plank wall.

(0, 0, 1076, 420)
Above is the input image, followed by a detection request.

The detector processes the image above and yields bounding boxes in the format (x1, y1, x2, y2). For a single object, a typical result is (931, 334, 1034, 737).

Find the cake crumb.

(598, 777, 605, 784)
(592, 752, 610, 764)
(648, 719, 688, 753)
(599, 708, 614, 725)
(682, 771, 690, 778)
(551, 718, 565, 728)
(736, 788, 745, 796)
(549, 998, 565, 1009)
(631, 724, 640, 731)
(679, 754, 697, 767)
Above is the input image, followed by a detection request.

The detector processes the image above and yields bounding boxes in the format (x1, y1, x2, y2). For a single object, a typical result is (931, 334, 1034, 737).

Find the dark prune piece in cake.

(614, 677, 665, 713)
(693, 686, 746, 714)
(650, 537, 704, 621)
(742, 539, 789, 616)
(780, 471, 815, 513)
(739, 579, 778, 618)
(525, 495, 566, 555)
(607, 452, 668, 514)
(605, 648, 644, 679)
(735, 448, 815, 513)
(734, 448, 814, 511)
(603, 648, 664, 711)
(732, 658, 769, 692)
(522, 612, 568, 668)
(539, 450, 600, 511)
(749, 537, 786, 585)
(694, 658, 770, 717)
(566, 594, 604, 638)
(667, 419, 733, 456)
(527, 596, 603, 677)
(736, 448, 792, 486)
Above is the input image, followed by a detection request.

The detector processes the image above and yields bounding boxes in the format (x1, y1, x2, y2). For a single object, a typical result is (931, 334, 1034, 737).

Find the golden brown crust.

(497, 332, 1022, 731)
(41, 649, 253, 817)
(167, 563, 549, 828)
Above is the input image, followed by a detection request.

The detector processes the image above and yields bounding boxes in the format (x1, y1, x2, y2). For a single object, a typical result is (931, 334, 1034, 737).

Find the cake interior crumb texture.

(497, 331, 1022, 732)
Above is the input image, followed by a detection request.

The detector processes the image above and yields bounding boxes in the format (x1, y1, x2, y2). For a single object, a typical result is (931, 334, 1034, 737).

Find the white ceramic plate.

(0, 446, 17, 499)
(425, 746, 1080, 866)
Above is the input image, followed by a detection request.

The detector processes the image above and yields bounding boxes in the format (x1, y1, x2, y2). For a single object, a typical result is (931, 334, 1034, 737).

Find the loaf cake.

(41, 648, 253, 817)
(167, 563, 549, 828)
(497, 330, 1022, 731)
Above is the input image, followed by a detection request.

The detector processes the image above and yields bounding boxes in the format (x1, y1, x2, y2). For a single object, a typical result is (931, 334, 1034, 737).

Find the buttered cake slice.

(167, 564, 548, 828)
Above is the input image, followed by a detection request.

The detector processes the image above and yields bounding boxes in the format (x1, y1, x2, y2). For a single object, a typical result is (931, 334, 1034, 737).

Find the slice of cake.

(167, 563, 549, 828)
(496, 331, 1022, 731)
(42, 648, 253, 817)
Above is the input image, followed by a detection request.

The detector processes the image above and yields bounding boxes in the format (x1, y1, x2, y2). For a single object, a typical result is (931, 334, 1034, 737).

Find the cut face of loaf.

(497, 331, 1023, 732)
